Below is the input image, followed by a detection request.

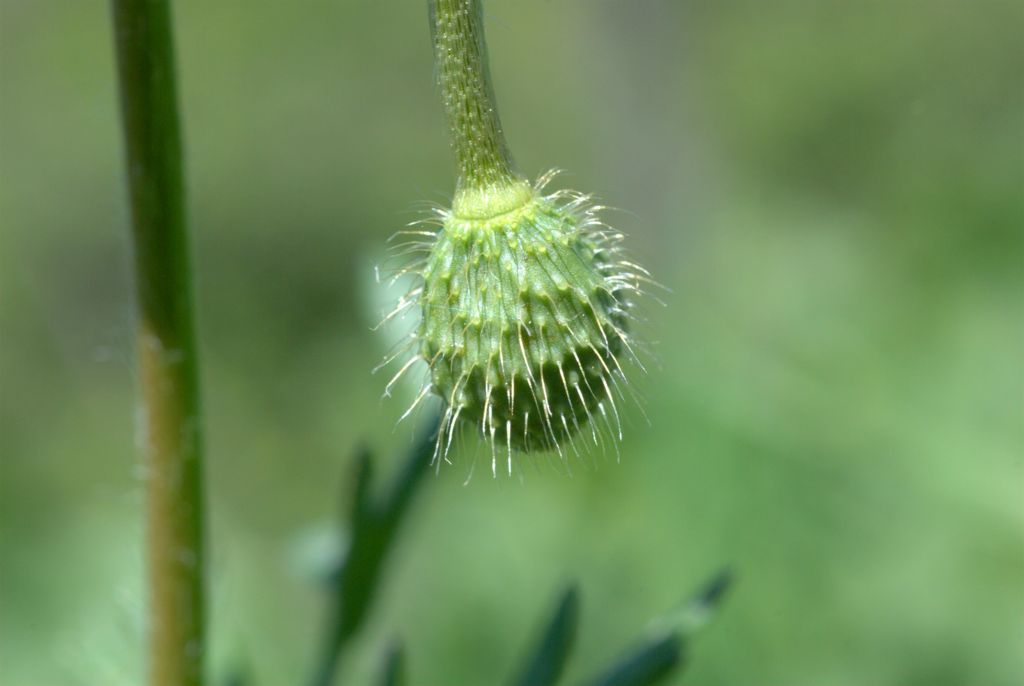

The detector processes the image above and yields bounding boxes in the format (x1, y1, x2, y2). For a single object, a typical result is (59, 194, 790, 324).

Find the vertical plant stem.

(111, 2, 206, 685)
(430, 0, 528, 214)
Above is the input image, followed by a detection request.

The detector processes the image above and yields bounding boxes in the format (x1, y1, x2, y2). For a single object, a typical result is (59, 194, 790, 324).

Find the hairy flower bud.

(379, 0, 652, 470)
(382, 173, 649, 467)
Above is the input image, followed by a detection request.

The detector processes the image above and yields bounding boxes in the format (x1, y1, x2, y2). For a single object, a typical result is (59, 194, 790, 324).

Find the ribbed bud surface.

(418, 181, 630, 453)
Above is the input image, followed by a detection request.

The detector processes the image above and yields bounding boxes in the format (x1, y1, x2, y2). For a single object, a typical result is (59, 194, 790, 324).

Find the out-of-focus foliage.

(1, 1, 1021, 684)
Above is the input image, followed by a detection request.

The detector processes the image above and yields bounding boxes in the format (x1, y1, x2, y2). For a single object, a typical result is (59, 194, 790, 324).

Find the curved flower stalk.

(379, 0, 655, 470)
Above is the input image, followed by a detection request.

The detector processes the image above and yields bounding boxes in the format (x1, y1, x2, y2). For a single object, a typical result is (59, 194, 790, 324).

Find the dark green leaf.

(580, 634, 682, 686)
(308, 414, 440, 686)
(511, 584, 581, 686)
(579, 568, 734, 686)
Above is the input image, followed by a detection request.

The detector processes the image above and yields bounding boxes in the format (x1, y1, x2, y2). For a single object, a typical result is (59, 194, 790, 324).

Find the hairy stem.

(111, 2, 206, 684)
(431, 0, 528, 215)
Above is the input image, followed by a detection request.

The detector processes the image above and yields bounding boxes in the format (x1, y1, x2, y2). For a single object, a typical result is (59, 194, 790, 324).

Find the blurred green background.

(2, 0, 1022, 684)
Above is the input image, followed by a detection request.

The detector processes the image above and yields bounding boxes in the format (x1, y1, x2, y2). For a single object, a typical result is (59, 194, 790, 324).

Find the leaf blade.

(511, 584, 581, 686)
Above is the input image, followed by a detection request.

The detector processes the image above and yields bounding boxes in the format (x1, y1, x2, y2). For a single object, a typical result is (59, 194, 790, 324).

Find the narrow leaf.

(580, 634, 682, 686)
(308, 414, 440, 686)
(580, 568, 733, 686)
(511, 584, 581, 686)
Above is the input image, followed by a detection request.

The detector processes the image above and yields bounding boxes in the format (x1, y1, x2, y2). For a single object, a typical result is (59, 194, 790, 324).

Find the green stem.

(431, 0, 529, 216)
(111, 2, 206, 685)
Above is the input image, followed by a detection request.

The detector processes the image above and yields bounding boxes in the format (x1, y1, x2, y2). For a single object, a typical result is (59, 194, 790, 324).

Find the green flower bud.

(425, 173, 638, 453)
(379, 1, 652, 469)
(383, 172, 650, 466)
